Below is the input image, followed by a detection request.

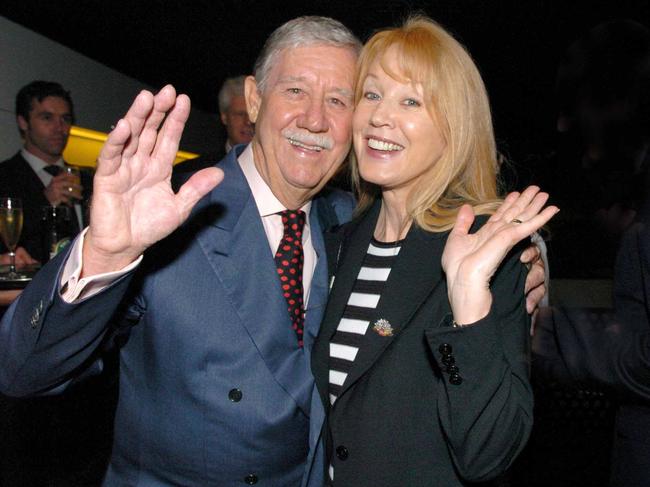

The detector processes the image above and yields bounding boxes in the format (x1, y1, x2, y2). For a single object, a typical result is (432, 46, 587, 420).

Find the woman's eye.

(364, 92, 380, 101)
(404, 98, 421, 107)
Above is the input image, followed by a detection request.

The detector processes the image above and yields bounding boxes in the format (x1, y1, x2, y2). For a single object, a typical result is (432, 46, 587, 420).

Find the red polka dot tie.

(275, 210, 306, 347)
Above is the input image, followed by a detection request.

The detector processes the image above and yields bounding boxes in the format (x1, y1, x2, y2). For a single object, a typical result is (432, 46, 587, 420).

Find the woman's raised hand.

(441, 186, 559, 325)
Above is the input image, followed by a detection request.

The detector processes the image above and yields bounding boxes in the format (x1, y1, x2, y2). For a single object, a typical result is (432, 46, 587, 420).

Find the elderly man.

(1, 17, 358, 487)
(0, 16, 545, 487)
(173, 75, 254, 175)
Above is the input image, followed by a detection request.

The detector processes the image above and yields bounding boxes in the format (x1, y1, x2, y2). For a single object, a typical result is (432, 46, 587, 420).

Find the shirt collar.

(237, 144, 312, 218)
(21, 148, 64, 174)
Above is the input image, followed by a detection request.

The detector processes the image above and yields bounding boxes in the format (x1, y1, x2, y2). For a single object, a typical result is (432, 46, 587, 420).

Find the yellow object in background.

(62, 126, 199, 168)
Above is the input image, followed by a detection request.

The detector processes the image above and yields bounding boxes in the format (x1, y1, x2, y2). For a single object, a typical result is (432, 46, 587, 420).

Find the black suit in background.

(0, 151, 114, 487)
(533, 197, 650, 487)
(0, 152, 93, 263)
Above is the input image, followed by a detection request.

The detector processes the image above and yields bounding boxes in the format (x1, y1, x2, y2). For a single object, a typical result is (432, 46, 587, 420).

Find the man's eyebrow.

(276, 76, 353, 97)
(36, 111, 72, 121)
(277, 76, 306, 84)
(35, 109, 71, 116)
(330, 87, 353, 99)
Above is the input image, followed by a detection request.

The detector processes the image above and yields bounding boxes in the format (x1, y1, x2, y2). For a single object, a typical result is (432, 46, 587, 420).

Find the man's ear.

(244, 75, 261, 123)
(220, 111, 228, 126)
(17, 115, 28, 133)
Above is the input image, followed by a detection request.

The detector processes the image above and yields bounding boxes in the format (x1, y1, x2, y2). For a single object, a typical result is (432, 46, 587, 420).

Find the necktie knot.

(280, 210, 306, 236)
(44, 165, 62, 176)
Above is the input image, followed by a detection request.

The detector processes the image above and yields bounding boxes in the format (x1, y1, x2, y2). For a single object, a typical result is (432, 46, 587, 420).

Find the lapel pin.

(372, 318, 393, 337)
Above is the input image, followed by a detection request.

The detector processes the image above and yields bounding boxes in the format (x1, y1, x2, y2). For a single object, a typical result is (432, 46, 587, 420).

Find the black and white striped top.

(328, 238, 402, 405)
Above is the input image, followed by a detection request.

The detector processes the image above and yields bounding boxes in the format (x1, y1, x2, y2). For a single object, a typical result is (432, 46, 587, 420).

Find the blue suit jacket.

(0, 145, 354, 486)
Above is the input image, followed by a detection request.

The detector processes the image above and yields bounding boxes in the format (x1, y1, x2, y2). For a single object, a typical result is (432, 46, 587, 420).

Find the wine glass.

(0, 197, 24, 279)
(64, 166, 81, 200)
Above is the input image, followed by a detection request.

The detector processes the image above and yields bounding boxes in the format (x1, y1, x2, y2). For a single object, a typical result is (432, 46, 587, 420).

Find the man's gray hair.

(218, 75, 246, 114)
(253, 16, 362, 92)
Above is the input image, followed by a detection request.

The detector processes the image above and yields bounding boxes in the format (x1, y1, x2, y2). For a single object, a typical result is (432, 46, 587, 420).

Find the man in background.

(532, 20, 650, 487)
(0, 80, 113, 486)
(173, 75, 254, 176)
(0, 80, 92, 263)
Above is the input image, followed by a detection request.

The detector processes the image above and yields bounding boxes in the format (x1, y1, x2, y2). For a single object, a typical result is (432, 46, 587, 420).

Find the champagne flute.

(64, 166, 81, 200)
(0, 197, 24, 279)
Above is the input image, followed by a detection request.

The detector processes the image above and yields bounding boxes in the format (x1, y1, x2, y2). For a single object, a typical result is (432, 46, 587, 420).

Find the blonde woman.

(312, 17, 558, 486)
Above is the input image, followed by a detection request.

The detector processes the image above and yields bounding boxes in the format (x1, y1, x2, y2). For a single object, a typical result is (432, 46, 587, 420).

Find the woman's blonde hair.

(352, 16, 501, 231)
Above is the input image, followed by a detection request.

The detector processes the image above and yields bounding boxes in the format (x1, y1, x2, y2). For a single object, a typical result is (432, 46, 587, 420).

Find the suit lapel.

(20, 153, 47, 195)
(302, 199, 329, 355)
(194, 150, 314, 416)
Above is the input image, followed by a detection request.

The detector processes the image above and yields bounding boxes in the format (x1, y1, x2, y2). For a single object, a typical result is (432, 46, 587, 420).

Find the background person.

(532, 20, 650, 487)
(0, 80, 92, 263)
(173, 75, 254, 177)
(0, 82, 109, 487)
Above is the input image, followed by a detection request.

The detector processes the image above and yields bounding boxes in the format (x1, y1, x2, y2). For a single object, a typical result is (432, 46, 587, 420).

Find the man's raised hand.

(82, 85, 223, 277)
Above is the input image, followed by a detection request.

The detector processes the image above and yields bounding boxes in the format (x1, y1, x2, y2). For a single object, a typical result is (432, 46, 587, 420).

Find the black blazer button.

(439, 343, 452, 355)
(449, 373, 463, 385)
(228, 388, 243, 402)
(446, 365, 459, 374)
(244, 474, 258, 484)
(336, 445, 349, 461)
(442, 354, 455, 366)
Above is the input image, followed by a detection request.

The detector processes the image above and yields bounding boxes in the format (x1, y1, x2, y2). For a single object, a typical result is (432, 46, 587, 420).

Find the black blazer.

(312, 201, 533, 486)
(533, 198, 650, 487)
(0, 152, 92, 262)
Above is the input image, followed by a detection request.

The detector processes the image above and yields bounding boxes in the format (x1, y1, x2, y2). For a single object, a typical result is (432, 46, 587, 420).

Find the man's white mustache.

(282, 128, 334, 150)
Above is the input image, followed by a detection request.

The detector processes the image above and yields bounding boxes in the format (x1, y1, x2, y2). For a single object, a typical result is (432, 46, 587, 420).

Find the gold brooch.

(372, 319, 393, 337)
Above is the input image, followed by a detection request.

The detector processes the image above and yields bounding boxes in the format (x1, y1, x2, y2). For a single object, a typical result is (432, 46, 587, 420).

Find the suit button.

(336, 445, 349, 461)
(442, 354, 455, 366)
(244, 474, 258, 484)
(449, 373, 463, 385)
(446, 365, 459, 374)
(439, 343, 452, 355)
(228, 388, 243, 402)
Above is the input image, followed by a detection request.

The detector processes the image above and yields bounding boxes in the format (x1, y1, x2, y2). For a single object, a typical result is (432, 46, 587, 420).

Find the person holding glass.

(311, 17, 558, 486)
(0, 81, 91, 263)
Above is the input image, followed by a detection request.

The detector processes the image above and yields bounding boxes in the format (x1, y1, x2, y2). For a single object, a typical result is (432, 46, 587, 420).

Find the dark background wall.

(2, 0, 648, 167)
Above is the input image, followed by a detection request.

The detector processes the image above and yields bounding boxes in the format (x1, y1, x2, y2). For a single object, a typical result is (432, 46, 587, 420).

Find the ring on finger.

(511, 218, 523, 224)
(68, 187, 73, 193)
